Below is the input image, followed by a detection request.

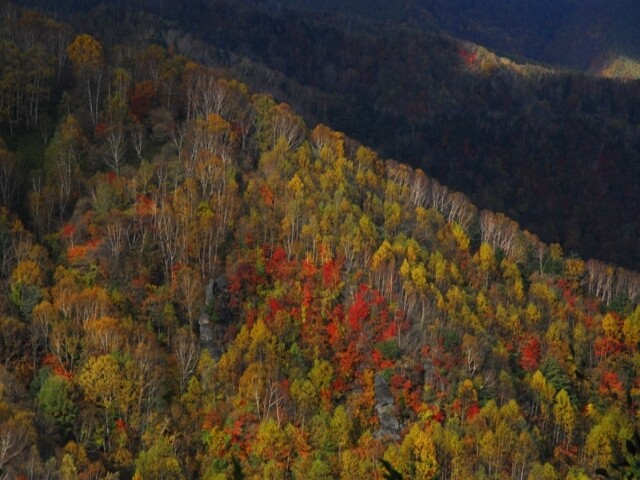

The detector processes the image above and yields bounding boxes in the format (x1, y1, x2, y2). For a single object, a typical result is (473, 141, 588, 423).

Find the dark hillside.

(249, 0, 640, 72)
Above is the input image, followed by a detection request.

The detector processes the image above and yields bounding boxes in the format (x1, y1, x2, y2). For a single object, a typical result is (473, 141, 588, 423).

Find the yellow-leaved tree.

(67, 34, 104, 126)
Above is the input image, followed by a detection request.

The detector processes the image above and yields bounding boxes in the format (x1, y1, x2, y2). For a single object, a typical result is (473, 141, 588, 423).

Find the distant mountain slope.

(542, 0, 640, 72)
(416, 0, 640, 72)
(17, 0, 640, 72)
(416, 0, 576, 62)
(252, 0, 640, 73)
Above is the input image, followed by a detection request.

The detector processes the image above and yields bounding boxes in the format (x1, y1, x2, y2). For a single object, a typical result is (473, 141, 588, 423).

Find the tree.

(59, 452, 78, 480)
(586, 260, 614, 305)
(37, 373, 77, 437)
(330, 405, 353, 453)
(623, 306, 640, 349)
(0, 142, 17, 207)
(479, 210, 525, 263)
(552, 389, 576, 449)
(23, 44, 54, 128)
(134, 435, 184, 480)
(104, 209, 129, 265)
(385, 423, 438, 479)
(291, 377, 317, 426)
(0, 315, 27, 373)
(44, 115, 85, 224)
(173, 266, 204, 331)
(0, 386, 36, 477)
(529, 370, 556, 431)
(10, 259, 44, 321)
(154, 199, 185, 281)
(67, 34, 104, 126)
(252, 418, 293, 476)
(172, 328, 200, 395)
(595, 426, 640, 479)
(77, 354, 137, 453)
(41, 16, 71, 81)
(130, 122, 146, 160)
(48, 319, 81, 377)
(584, 409, 630, 476)
(28, 173, 57, 236)
(527, 462, 558, 480)
(84, 316, 124, 356)
(103, 124, 127, 173)
(520, 336, 541, 372)
(411, 425, 439, 479)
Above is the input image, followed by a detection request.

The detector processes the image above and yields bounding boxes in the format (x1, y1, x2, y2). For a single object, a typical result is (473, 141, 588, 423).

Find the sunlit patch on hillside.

(591, 52, 640, 80)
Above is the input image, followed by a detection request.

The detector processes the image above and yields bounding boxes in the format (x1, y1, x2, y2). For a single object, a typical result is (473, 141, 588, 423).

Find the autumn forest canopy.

(0, 1, 640, 479)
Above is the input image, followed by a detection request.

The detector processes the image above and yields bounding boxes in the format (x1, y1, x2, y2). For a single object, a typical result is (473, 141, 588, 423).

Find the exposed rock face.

(198, 279, 215, 350)
(198, 277, 228, 360)
(374, 372, 401, 440)
(424, 357, 436, 385)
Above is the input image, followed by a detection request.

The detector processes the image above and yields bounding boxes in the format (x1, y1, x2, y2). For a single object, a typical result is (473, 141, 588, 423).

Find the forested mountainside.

(245, 0, 640, 75)
(1, 2, 640, 479)
(250, 0, 570, 62)
(419, 0, 640, 75)
(18, 0, 640, 271)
